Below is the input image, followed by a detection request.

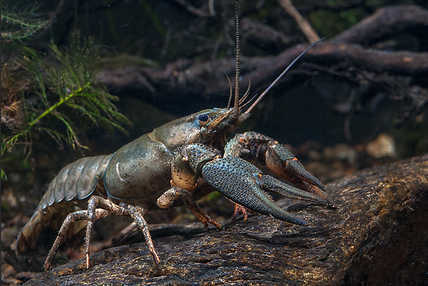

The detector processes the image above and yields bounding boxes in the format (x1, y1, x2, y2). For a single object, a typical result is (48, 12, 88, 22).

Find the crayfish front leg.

(157, 187, 221, 229)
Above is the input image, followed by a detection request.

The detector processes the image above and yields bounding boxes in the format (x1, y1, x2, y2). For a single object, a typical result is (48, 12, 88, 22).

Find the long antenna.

(245, 39, 322, 114)
(233, 0, 240, 117)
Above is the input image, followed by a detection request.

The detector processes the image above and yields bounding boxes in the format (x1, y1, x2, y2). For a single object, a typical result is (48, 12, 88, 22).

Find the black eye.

(198, 114, 209, 122)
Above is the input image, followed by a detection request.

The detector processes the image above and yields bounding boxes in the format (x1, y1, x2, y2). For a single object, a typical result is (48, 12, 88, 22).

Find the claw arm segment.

(225, 131, 328, 199)
(170, 144, 221, 191)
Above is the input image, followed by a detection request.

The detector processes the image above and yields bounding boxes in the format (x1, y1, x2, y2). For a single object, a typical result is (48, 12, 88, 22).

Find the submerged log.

(23, 155, 427, 285)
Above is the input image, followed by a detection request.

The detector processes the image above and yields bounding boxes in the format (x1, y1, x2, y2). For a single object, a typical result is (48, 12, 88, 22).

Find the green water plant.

(0, 1, 48, 42)
(1, 38, 130, 179)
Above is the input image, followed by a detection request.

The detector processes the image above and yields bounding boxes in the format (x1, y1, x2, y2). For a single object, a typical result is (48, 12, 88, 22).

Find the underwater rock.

(366, 133, 396, 158)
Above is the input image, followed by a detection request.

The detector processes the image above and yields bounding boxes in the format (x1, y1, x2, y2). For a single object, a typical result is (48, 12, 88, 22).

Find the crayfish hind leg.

(122, 203, 160, 264)
(201, 157, 307, 226)
(44, 198, 160, 270)
(44, 210, 95, 271)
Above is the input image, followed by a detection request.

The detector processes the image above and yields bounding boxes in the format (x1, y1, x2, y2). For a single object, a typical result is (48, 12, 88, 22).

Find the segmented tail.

(15, 154, 112, 253)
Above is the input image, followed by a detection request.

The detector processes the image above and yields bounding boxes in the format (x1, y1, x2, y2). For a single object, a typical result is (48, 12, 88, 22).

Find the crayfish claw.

(259, 174, 327, 204)
(265, 142, 328, 199)
(201, 156, 308, 226)
(225, 132, 329, 200)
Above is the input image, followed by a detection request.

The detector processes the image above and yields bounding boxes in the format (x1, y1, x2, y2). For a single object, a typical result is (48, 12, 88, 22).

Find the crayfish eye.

(198, 114, 209, 123)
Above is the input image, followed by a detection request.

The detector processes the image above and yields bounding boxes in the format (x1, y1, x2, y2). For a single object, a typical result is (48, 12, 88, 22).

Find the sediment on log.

(23, 155, 427, 285)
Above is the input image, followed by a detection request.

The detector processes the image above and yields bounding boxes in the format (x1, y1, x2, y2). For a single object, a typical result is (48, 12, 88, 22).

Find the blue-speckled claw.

(200, 156, 320, 226)
(259, 174, 326, 203)
(225, 132, 328, 199)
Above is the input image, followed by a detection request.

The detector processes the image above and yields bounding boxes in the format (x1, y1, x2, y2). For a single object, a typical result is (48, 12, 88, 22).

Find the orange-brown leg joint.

(233, 203, 248, 222)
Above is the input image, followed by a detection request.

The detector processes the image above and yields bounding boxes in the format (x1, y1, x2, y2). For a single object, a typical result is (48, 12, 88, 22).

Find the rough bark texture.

(22, 154, 428, 285)
(95, 5, 428, 100)
(332, 5, 428, 44)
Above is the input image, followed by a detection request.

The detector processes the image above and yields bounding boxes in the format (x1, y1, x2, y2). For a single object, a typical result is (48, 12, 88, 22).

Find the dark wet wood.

(22, 155, 427, 285)
(95, 5, 428, 100)
(332, 5, 428, 44)
(95, 42, 428, 99)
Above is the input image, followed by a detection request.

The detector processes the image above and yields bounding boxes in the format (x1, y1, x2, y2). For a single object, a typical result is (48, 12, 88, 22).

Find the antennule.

(225, 73, 233, 109)
(245, 39, 323, 114)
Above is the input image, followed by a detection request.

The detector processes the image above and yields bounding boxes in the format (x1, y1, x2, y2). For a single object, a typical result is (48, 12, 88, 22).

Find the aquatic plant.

(0, 1, 48, 42)
(0, 38, 130, 180)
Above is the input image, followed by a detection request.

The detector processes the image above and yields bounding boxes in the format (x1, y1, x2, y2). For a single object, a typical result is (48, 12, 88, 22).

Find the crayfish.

(15, 0, 329, 271)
